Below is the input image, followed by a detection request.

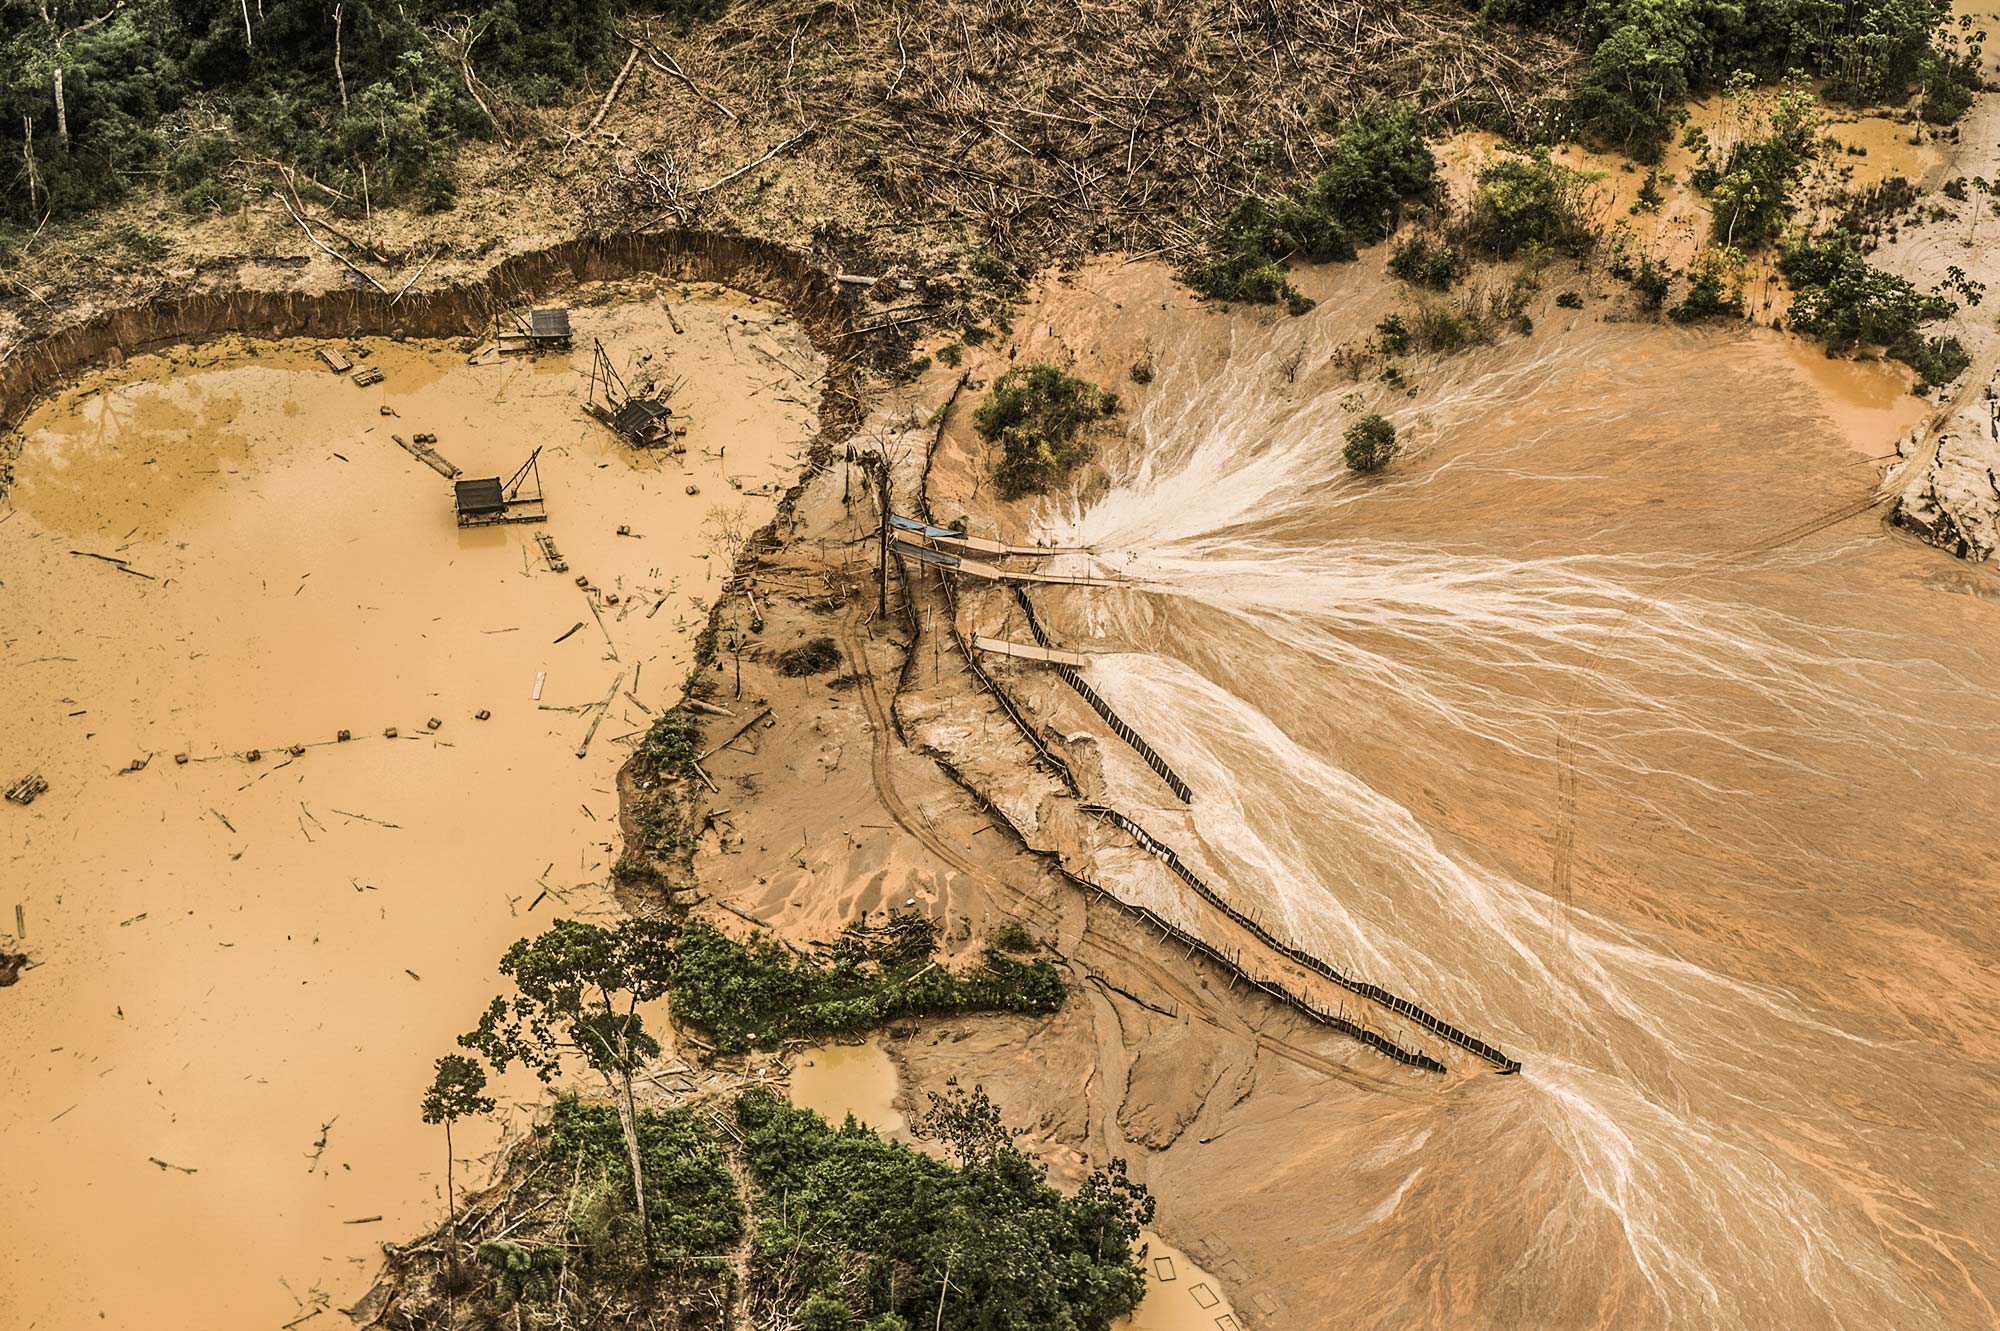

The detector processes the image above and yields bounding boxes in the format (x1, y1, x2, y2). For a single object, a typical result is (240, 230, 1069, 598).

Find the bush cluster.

(1190, 102, 1438, 312)
(1462, 149, 1596, 260)
(668, 917, 1066, 1054)
(1781, 231, 1969, 385)
(736, 1084, 1152, 1331)
(973, 364, 1118, 499)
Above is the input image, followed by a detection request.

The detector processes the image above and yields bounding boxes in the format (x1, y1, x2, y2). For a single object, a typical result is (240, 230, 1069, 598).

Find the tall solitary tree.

(420, 1053, 495, 1243)
(460, 918, 677, 1259)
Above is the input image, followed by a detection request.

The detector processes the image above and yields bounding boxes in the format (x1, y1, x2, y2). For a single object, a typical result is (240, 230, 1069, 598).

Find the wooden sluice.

(923, 553, 1084, 799)
(969, 634, 1089, 667)
(890, 513, 1091, 558)
(1011, 586, 1193, 803)
(1083, 802, 1523, 1075)
(891, 539, 1130, 588)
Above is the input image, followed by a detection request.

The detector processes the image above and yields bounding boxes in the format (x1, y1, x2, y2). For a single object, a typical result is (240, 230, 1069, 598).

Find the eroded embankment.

(0, 230, 868, 504)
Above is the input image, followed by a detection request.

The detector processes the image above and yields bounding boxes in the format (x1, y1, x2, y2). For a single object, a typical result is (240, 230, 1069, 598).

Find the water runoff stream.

(1029, 314, 2000, 1329)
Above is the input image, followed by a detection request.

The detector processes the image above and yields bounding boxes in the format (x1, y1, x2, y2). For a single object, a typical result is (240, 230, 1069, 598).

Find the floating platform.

(970, 634, 1089, 667)
(583, 338, 684, 447)
(351, 366, 384, 387)
(891, 514, 1090, 557)
(455, 448, 548, 527)
(318, 347, 352, 373)
(498, 307, 574, 353)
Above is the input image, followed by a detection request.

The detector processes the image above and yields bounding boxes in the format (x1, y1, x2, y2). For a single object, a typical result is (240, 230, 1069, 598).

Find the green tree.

(420, 1053, 495, 1243)
(461, 917, 677, 1258)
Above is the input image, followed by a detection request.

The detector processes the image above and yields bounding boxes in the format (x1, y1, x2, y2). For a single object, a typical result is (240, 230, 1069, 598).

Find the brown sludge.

(0, 283, 824, 1331)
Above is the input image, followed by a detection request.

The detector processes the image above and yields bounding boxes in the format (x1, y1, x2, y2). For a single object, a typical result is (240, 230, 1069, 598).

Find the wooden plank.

(390, 434, 460, 478)
(970, 635, 1089, 667)
(318, 347, 352, 373)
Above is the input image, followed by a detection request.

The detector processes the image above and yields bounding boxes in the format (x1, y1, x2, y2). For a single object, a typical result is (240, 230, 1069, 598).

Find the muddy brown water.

(0, 293, 822, 1330)
(789, 1038, 907, 1135)
(1010, 263, 2000, 1328)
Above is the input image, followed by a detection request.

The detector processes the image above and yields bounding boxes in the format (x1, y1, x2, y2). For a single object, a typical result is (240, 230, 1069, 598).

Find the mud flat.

(901, 256, 2000, 1328)
(0, 287, 822, 1331)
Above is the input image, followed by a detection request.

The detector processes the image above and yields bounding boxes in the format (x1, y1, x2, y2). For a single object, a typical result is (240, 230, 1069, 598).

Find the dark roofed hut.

(453, 477, 507, 521)
(526, 308, 572, 348)
(496, 307, 574, 355)
(454, 450, 548, 527)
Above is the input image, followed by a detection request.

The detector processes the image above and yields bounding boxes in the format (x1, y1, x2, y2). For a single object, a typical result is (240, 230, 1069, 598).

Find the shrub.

(1905, 333, 1971, 388)
(1375, 313, 1412, 354)
(1464, 150, 1594, 259)
(1189, 102, 1437, 311)
(1631, 255, 1672, 311)
(973, 364, 1117, 499)
(1556, 290, 1585, 309)
(1388, 231, 1466, 289)
(1344, 414, 1397, 473)
(778, 636, 842, 676)
(1410, 300, 1491, 351)
(1669, 248, 1746, 322)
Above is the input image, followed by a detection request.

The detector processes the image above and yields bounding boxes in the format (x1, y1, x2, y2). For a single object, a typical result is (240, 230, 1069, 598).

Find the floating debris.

(5, 773, 49, 805)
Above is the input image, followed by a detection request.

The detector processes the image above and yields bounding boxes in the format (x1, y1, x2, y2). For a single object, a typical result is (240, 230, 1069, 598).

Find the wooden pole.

(876, 455, 890, 619)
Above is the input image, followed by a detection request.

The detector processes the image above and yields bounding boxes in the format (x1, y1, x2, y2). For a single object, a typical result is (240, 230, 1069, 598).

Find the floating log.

(389, 433, 459, 479)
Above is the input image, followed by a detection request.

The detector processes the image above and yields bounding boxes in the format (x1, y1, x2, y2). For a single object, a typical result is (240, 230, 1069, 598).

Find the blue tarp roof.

(889, 514, 959, 539)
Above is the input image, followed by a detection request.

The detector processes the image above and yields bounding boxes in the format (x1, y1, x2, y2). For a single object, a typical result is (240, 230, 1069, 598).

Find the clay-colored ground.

(905, 257, 2000, 1328)
(0, 284, 820, 1331)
